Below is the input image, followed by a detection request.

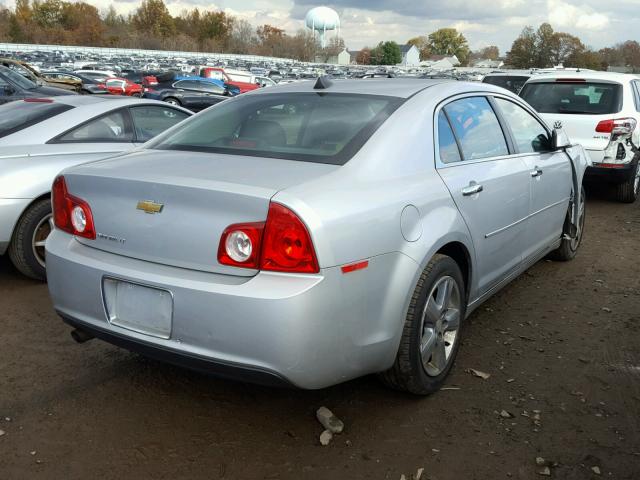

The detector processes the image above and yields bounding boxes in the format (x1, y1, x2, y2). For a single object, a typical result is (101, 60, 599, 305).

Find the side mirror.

(552, 128, 571, 150)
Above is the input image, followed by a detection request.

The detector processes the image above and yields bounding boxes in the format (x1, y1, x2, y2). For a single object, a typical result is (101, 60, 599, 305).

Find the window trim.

(47, 106, 136, 144)
(434, 93, 512, 168)
(490, 94, 554, 155)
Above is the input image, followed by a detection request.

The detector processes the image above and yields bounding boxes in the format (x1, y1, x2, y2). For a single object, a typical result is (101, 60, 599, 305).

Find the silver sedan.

(0, 96, 191, 280)
(46, 79, 589, 394)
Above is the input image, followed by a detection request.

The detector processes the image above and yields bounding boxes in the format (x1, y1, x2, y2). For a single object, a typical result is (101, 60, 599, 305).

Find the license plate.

(103, 278, 173, 339)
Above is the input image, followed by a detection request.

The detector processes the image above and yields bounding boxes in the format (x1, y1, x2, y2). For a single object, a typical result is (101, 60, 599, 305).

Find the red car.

(102, 77, 143, 97)
(199, 67, 260, 94)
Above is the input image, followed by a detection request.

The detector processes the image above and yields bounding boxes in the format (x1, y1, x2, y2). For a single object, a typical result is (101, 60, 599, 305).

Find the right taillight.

(52, 176, 96, 239)
(217, 202, 319, 274)
(595, 118, 637, 135)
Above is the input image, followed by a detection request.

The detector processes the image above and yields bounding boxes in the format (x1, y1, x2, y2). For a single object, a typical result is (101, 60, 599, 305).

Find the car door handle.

(530, 167, 543, 177)
(462, 183, 483, 196)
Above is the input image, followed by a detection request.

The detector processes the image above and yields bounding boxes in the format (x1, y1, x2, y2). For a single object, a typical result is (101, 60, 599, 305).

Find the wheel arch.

(9, 192, 51, 245)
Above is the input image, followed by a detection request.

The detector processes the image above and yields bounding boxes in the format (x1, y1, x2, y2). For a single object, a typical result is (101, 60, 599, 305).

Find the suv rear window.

(150, 93, 402, 165)
(482, 75, 530, 94)
(0, 101, 73, 138)
(520, 81, 623, 115)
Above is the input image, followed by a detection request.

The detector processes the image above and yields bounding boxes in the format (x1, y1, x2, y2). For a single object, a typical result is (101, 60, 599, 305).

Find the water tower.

(305, 6, 340, 48)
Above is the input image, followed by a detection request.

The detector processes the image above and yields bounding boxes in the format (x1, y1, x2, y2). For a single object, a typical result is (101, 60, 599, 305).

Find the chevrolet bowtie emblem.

(136, 200, 164, 214)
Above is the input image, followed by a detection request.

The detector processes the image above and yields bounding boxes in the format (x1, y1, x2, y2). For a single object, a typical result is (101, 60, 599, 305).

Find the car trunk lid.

(66, 149, 337, 276)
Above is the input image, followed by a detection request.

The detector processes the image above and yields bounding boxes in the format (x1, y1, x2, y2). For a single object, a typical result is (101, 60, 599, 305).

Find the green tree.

(534, 23, 559, 68)
(132, 0, 175, 38)
(370, 41, 401, 65)
(428, 28, 470, 65)
(505, 26, 537, 68)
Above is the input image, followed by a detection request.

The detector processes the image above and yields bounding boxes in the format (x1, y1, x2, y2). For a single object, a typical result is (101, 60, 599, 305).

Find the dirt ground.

(1, 186, 639, 480)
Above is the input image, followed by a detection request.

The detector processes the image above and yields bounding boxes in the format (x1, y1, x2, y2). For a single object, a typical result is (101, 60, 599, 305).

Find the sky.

(5, 0, 640, 53)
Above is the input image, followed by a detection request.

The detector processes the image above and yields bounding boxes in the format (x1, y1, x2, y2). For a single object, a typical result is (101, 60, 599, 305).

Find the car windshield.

(2, 67, 37, 89)
(149, 92, 403, 165)
(520, 81, 623, 114)
(0, 101, 73, 138)
(483, 75, 530, 94)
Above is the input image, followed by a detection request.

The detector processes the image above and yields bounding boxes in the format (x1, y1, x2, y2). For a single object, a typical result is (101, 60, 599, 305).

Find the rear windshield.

(149, 92, 403, 165)
(520, 81, 623, 115)
(482, 75, 530, 94)
(0, 101, 73, 138)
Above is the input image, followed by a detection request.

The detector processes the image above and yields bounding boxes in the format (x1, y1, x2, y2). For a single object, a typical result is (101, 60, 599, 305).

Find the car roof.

(525, 71, 636, 84)
(248, 78, 454, 99)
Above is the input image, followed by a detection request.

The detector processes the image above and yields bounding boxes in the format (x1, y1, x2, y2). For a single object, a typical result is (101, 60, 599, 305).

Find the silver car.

(0, 96, 191, 280)
(46, 79, 588, 394)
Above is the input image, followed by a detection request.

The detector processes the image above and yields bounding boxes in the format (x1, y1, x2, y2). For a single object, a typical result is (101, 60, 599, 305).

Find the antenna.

(314, 75, 333, 89)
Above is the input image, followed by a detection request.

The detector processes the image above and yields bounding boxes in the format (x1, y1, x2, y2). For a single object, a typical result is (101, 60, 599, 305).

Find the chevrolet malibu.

(46, 78, 589, 394)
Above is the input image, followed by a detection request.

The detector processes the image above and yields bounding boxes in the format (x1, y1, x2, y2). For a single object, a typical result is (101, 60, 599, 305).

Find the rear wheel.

(615, 158, 639, 203)
(8, 199, 52, 281)
(164, 97, 181, 106)
(549, 186, 586, 261)
(379, 254, 465, 395)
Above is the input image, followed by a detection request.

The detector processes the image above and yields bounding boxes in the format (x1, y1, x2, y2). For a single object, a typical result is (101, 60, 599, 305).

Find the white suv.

(520, 72, 640, 202)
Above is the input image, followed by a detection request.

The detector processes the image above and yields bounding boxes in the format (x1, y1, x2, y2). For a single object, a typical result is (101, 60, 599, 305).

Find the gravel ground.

(1, 187, 639, 480)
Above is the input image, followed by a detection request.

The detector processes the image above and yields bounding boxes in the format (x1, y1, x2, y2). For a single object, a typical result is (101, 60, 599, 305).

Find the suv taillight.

(52, 176, 96, 239)
(595, 118, 637, 136)
(217, 202, 319, 274)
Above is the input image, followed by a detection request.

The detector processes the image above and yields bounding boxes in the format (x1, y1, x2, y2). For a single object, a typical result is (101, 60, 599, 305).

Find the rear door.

(436, 96, 531, 295)
(492, 96, 572, 260)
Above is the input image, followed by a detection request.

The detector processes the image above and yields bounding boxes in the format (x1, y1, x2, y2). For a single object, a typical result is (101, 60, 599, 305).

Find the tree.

(505, 26, 537, 68)
(317, 36, 345, 63)
(132, 0, 175, 38)
(620, 40, 640, 68)
(370, 41, 401, 65)
(479, 45, 499, 60)
(534, 23, 559, 68)
(355, 47, 371, 65)
(428, 28, 470, 65)
(407, 35, 430, 60)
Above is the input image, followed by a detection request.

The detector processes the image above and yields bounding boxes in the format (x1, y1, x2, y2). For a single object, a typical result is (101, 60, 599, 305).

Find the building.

(472, 58, 504, 69)
(420, 55, 460, 70)
(337, 49, 350, 65)
(398, 44, 420, 66)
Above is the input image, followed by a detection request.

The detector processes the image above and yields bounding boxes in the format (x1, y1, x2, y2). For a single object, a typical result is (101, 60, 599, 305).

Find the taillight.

(217, 222, 264, 269)
(260, 203, 319, 273)
(595, 118, 637, 135)
(52, 176, 96, 239)
(96, 83, 106, 90)
(217, 202, 319, 274)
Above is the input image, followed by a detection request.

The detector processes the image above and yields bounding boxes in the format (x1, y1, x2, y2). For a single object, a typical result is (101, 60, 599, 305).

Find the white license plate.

(103, 278, 173, 339)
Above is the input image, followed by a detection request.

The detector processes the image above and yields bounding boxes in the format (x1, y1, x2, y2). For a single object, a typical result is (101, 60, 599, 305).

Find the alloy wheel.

(32, 213, 53, 268)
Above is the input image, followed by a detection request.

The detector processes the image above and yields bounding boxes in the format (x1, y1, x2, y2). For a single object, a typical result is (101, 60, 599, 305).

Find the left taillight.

(217, 202, 319, 274)
(52, 176, 96, 240)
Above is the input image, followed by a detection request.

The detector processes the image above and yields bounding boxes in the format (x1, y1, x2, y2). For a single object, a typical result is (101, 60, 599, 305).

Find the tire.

(164, 97, 181, 106)
(8, 199, 52, 281)
(549, 186, 586, 261)
(615, 158, 639, 203)
(379, 254, 466, 395)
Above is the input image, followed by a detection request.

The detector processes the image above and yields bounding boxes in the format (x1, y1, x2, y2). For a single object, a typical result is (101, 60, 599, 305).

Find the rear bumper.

(46, 231, 417, 389)
(585, 160, 637, 184)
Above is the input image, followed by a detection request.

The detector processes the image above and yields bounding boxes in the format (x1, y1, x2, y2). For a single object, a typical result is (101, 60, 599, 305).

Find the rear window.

(482, 75, 530, 94)
(149, 92, 403, 165)
(0, 101, 73, 138)
(520, 81, 623, 115)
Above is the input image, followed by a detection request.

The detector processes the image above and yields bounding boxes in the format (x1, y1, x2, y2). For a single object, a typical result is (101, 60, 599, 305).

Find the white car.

(73, 69, 117, 81)
(520, 72, 640, 202)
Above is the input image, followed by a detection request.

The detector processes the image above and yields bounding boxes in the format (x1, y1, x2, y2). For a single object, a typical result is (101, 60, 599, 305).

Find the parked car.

(0, 96, 191, 280)
(41, 71, 110, 95)
(0, 58, 81, 92)
(142, 76, 234, 111)
(520, 72, 640, 202)
(75, 69, 117, 80)
(482, 72, 532, 94)
(0, 66, 73, 104)
(104, 77, 143, 96)
(46, 79, 588, 393)
(199, 67, 260, 93)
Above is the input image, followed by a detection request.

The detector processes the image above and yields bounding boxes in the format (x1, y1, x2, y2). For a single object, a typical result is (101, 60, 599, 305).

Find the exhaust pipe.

(70, 328, 94, 344)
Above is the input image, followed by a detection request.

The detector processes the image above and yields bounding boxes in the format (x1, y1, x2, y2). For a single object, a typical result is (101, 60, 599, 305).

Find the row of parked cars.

(1, 64, 638, 394)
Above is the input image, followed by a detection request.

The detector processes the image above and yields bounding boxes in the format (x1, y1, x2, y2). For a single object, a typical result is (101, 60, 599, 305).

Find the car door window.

(174, 80, 199, 90)
(437, 111, 462, 164)
(57, 110, 133, 142)
(494, 98, 552, 153)
(130, 106, 190, 142)
(197, 81, 225, 94)
(443, 97, 509, 160)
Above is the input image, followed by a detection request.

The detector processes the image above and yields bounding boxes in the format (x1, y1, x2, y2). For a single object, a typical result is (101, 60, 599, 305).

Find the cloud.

(547, 0, 609, 30)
